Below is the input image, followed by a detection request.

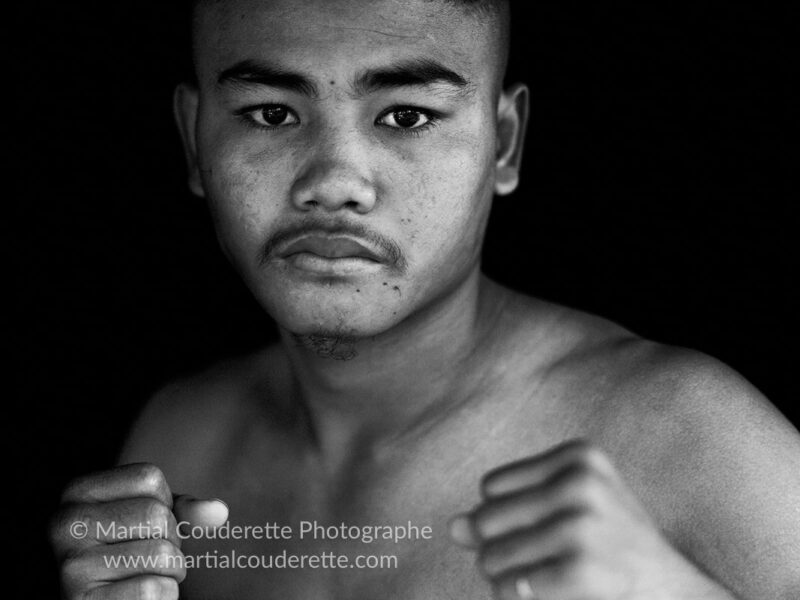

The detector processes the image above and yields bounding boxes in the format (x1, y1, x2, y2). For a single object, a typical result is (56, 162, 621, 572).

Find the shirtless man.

(49, 0, 800, 598)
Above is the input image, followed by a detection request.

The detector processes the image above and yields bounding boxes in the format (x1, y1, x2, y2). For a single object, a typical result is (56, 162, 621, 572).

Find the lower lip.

(283, 252, 384, 275)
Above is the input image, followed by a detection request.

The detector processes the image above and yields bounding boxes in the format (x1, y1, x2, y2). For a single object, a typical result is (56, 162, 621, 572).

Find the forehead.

(193, 0, 499, 88)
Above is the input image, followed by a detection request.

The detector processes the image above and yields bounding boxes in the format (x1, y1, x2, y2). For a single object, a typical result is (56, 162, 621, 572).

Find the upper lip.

(279, 235, 383, 262)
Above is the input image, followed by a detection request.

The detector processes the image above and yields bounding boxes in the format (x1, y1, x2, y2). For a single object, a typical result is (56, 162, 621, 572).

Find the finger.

(82, 575, 179, 600)
(62, 464, 172, 507)
(478, 507, 589, 579)
(472, 464, 597, 541)
(51, 498, 180, 554)
(492, 553, 606, 600)
(448, 513, 481, 549)
(62, 539, 186, 587)
(491, 559, 564, 600)
(173, 495, 229, 529)
(481, 439, 613, 498)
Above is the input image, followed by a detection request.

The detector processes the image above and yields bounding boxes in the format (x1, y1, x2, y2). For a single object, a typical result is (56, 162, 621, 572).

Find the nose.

(290, 129, 378, 214)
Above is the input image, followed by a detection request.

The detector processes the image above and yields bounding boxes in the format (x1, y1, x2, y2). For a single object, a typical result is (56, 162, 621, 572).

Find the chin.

(260, 285, 407, 341)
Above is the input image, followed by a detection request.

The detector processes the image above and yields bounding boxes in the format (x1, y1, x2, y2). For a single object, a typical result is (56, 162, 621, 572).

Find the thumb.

(173, 495, 229, 528)
(447, 513, 480, 549)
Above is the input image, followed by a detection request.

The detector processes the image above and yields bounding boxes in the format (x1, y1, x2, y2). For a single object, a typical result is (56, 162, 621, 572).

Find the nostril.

(290, 167, 377, 213)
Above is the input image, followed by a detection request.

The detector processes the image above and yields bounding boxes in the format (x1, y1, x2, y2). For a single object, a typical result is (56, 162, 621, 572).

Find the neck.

(279, 269, 509, 468)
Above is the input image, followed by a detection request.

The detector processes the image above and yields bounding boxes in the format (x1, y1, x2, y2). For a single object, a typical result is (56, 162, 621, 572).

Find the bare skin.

(49, 0, 800, 598)
(106, 278, 799, 600)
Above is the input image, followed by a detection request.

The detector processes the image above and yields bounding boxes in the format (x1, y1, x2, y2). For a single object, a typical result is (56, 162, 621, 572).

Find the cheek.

(397, 135, 495, 272)
(199, 132, 296, 260)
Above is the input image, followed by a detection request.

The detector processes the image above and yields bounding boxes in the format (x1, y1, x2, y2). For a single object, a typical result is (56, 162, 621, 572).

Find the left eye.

(246, 105, 299, 127)
(377, 109, 432, 129)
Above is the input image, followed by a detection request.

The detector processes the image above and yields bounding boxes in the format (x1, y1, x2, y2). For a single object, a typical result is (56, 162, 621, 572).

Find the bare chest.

(177, 437, 503, 600)
(163, 353, 675, 599)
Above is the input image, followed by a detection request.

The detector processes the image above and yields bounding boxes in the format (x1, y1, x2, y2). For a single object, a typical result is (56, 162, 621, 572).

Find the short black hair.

(186, 0, 511, 88)
(191, 0, 507, 12)
(189, 0, 509, 27)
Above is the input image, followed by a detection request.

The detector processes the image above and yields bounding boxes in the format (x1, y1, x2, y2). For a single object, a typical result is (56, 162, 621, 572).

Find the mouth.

(279, 235, 384, 262)
(274, 234, 386, 276)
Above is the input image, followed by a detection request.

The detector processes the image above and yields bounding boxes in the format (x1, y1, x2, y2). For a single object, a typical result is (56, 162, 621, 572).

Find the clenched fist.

(49, 463, 228, 600)
(449, 440, 735, 600)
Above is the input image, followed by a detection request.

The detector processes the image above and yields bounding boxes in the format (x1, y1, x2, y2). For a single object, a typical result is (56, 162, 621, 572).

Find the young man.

(50, 0, 800, 598)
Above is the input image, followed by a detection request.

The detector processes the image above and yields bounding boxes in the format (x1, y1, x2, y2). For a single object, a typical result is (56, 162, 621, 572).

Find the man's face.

(183, 0, 516, 339)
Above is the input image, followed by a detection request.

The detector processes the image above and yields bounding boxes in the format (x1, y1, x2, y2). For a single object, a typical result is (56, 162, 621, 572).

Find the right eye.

(239, 104, 299, 129)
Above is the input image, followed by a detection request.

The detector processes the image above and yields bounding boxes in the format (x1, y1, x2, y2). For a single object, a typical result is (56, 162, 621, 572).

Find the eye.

(240, 104, 299, 128)
(377, 108, 437, 131)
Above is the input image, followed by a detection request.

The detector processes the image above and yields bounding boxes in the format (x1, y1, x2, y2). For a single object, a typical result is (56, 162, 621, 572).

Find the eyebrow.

(353, 59, 471, 96)
(216, 58, 471, 98)
(217, 60, 319, 96)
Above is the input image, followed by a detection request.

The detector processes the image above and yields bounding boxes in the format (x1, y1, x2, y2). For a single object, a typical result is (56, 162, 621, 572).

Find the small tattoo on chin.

(292, 333, 358, 360)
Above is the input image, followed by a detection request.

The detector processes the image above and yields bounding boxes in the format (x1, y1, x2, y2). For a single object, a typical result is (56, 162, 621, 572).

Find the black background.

(14, 2, 796, 595)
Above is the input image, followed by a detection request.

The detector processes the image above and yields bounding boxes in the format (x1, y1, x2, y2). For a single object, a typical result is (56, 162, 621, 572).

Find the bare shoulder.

(586, 337, 800, 509)
(530, 303, 799, 472)
(542, 310, 800, 597)
(117, 344, 290, 489)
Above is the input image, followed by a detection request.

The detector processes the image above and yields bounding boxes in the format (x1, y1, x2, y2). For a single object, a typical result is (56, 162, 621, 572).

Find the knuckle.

(160, 577, 180, 599)
(149, 539, 184, 578)
(149, 538, 178, 562)
(569, 441, 613, 474)
(174, 559, 188, 583)
(558, 464, 605, 505)
(575, 475, 604, 504)
(160, 544, 187, 581)
(144, 499, 172, 531)
(581, 444, 612, 472)
(132, 463, 167, 493)
(563, 510, 598, 546)
(136, 575, 168, 600)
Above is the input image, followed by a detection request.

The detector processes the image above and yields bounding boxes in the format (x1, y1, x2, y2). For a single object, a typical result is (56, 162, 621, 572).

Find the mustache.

(259, 219, 406, 271)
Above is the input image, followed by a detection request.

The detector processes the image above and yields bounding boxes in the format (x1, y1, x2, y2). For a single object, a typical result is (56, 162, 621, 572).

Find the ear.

(494, 83, 529, 196)
(173, 82, 206, 198)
